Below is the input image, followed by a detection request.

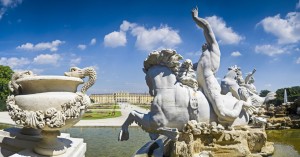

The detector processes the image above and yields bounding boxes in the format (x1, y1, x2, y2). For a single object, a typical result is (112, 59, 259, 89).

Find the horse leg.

(119, 110, 151, 141)
(119, 110, 179, 141)
(149, 133, 159, 140)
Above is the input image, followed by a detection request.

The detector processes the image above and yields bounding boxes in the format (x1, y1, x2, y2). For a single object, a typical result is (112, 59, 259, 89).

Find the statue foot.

(118, 129, 129, 141)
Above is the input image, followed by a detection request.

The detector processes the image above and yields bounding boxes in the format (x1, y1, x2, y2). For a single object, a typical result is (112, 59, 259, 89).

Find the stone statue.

(119, 7, 256, 142)
(245, 69, 258, 94)
(220, 65, 241, 97)
(221, 66, 276, 107)
(192, 6, 255, 123)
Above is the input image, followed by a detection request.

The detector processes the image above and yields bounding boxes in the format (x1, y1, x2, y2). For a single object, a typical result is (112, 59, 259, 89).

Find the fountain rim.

(16, 75, 84, 83)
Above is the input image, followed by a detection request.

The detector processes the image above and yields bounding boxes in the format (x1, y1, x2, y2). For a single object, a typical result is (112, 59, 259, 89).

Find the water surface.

(1, 124, 300, 157)
(266, 129, 300, 157)
(63, 127, 149, 157)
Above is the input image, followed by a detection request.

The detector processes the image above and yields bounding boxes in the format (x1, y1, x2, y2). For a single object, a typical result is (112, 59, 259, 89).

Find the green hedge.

(0, 99, 6, 111)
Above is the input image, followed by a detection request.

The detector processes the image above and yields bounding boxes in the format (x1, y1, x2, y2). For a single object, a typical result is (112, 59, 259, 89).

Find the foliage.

(259, 90, 271, 97)
(269, 86, 300, 106)
(90, 98, 95, 103)
(0, 65, 14, 111)
(0, 100, 6, 111)
(132, 103, 151, 110)
(82, 110, 121, 120)
(88, 104, 120, 109)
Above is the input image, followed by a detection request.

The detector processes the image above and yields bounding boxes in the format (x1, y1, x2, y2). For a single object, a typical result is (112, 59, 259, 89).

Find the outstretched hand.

(192, 6, 198, 18)
(243, 103, 256, 115)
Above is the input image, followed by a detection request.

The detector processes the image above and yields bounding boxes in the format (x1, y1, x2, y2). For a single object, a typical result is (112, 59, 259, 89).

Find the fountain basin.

(15, 92, 79, 111)
(16, 76, 83, 94)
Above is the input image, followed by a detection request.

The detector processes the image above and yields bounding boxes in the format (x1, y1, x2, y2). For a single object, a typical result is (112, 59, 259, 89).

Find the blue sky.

(0, 0, 299, 94)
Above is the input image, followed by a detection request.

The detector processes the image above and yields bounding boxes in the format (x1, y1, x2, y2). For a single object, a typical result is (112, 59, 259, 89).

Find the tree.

(0, 65, 14, 111)
(273, 86, 300, 106)
(259, 90, 271, 97)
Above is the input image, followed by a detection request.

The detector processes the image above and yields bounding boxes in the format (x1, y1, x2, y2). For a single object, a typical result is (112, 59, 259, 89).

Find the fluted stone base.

(0, 127, 86, 157)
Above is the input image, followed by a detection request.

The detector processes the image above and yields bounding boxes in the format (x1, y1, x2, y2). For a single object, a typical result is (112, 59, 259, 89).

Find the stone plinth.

(134, 121, 274, 157)
(0, 127, 86, 157)
(168, 128, 274, 157)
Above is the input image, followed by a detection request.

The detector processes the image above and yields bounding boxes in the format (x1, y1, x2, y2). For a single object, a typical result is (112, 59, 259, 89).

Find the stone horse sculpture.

(118, 7, 255, 141)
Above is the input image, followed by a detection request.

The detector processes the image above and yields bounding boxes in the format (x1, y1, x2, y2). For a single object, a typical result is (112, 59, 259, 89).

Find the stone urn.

(6, 67, 96, 156)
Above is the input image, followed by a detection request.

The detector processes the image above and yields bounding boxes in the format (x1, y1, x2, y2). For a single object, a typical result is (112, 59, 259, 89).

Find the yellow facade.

(90, 91, 153, 104)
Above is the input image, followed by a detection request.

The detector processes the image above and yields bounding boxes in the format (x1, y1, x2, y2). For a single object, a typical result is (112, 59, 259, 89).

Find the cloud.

(120, 20, 136, 32)
(1, 0, 11, 6)
(90, 38, 96, 45)
(258, 12, 300, 44)
(205, 16, 244, 44)
(104, 31, 127, 47)
(104, 20, 182, 51)
(70, 57, 81, 66)
(231, 51, 242, 57)
(77, 44, 87, 50)
(297, 0, 300, 9)
(296, 57, 300, 64)
(255, 44, 288, 56)
(0, 0, 21, 7)
(103, 21, 132, 48)
(33, 54, 60, 65)
(0, 57, 30, 69)
(17, 40, 65, 52)
(30, 68, 44, 74)
(131, 25, 182, 51)
(0, 9, 5, 19)
(0, 0, 22, 19)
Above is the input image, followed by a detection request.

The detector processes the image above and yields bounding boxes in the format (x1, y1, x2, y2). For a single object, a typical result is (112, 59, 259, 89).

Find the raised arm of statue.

(193, 6, 255, 123)
(192, 7, 220, 73)
(245, 69, 256, 84)
(191, 7, 216, 46)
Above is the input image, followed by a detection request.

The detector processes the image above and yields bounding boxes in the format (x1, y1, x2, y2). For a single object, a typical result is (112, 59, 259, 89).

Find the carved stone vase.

(6, 67, 96, 156)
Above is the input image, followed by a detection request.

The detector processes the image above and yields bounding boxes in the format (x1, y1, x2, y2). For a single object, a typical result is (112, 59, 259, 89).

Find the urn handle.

(64, 67, 97, 93)
(8, 71, 35, 95)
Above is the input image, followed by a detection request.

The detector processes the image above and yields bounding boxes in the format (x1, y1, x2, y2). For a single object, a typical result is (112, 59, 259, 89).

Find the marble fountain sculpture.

(1, 67, 96, 156)
(119, 7, 275, 157)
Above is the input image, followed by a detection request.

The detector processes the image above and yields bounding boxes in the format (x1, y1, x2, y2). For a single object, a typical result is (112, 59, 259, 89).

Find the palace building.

(90, 91, 153, 104)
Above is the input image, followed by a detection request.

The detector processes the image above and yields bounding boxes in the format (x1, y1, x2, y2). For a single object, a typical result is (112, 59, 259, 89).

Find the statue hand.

(242, 103, 256, 115)
(191, 6, 198, 18)
(264, 92, 276, 102)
